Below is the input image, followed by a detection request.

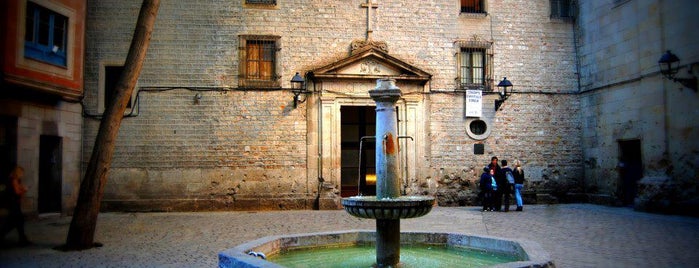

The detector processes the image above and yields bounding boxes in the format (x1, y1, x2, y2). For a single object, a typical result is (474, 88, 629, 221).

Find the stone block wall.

(424, 1, 581, 205)
(0, 99, 82, 215)
(577, 0, 699, 214)
(87, 89, 312, 211)
(427, 92, 583, 206)
(84, 0, 582, 210)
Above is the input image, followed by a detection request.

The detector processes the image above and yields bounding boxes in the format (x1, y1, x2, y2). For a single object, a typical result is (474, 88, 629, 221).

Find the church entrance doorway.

(340, 106, 376, 197)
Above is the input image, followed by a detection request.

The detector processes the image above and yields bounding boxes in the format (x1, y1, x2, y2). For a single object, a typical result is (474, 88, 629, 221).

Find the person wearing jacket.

(487, 156, 504, 211)
(512, 160, 525, 211)
(479, 166, 496, 212)
(500, 160, 514, 212)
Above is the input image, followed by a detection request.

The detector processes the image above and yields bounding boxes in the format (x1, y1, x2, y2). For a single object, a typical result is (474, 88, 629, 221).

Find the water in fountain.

(269, 243, 519, 268)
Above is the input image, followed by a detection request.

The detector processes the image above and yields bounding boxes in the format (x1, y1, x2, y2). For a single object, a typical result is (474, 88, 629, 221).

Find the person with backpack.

(500, 160, 514, 212)
(512, 160, 525, 211)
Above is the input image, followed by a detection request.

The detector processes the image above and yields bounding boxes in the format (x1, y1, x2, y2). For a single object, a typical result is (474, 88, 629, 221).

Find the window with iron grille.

(239, 35, 280, 88)
(550, 0, 573, 19)
(24, 1, 68, 67)
(245, 0, 277, 6)
(458, 48, 488, 88)
(461, 0, 486, 14)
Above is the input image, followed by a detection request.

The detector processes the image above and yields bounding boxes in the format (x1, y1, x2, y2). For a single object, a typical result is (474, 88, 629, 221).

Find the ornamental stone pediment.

(308, 45, 431, 83)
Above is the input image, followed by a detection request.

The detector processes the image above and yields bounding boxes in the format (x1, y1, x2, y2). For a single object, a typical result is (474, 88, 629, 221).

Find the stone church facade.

(76, 0, 697, 213)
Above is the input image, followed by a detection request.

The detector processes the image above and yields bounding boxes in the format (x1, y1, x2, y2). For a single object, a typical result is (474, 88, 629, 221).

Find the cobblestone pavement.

(1, 204, 698, 267)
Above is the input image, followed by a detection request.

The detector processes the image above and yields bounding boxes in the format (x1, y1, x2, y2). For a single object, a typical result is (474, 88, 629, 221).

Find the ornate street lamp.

(290, 72, 308, 108)
(658, 50, 697, 91)
(495, 77, 512, 111)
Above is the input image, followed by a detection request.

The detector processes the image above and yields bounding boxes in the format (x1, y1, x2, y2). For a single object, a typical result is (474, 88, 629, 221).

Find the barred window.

(239, 36, 280, 88)
(461, 0, 486, 14)
(551, 0, 572, 19)
(246, 40, 275, 80)
(245, 0, 276, 6)
(243, 0, 277, 9)
(458, 48, 486, 88)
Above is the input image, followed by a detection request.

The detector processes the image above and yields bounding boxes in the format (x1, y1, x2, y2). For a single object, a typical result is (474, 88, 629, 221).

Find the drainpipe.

(572, 1, 584, 193)
(315, 80, 324, 210)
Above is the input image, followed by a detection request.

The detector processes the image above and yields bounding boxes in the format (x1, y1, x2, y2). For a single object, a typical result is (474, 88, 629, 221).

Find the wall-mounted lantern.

(494, 77, 512, 111)
(658, 50, 697, 91)
(291, 72, 309, 108)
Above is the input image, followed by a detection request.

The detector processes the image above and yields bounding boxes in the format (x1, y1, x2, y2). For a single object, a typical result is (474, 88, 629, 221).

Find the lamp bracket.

(666, 63, 698, 91)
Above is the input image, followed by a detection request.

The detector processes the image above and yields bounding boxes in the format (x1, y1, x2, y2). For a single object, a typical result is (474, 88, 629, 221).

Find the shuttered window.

(238, 35, 280, 88)
(246, 40, 275, 81)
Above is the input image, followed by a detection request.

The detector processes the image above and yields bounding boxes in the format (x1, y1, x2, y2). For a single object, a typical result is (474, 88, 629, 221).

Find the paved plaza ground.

(1, 203, 698, 267)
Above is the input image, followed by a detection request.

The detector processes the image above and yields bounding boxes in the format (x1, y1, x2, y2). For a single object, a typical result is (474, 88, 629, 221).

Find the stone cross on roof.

(361, 0, 378, 41)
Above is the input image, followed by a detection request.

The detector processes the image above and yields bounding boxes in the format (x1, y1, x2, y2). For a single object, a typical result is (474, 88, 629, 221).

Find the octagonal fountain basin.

(218, 231, 554, 268)
(342, 195, 435, 219)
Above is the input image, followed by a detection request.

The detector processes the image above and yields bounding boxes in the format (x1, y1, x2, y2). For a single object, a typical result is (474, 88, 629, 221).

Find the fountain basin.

(341, 195, 435, 219)
(218, 230, 554, 268)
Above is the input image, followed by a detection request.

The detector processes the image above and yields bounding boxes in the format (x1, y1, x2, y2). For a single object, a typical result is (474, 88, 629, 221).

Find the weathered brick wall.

(425, 1, 582, 205)
(84, 90, 310, 211)
(427, 92, 583, 206)
(84, 0, 582, 210)
(85, 1, 315, 210)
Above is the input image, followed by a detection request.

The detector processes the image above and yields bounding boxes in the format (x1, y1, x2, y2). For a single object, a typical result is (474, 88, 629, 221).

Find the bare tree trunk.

(64, 0, 160, 250)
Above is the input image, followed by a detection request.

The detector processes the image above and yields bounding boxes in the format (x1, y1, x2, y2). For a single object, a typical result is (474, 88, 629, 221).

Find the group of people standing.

(479, 156, 524, 212)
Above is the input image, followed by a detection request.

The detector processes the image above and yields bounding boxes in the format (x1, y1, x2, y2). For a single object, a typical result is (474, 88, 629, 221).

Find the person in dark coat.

(487, 156, 504, 211)
(479, 166, 496, 212)
(500, 160, 514, 212)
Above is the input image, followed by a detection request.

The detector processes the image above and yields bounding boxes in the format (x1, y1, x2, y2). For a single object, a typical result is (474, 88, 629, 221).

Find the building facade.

(577, 0, 699, 214)
(1, 0, 85, 216)
(79, 0, 581, 211)
(74, 0, 696, 214)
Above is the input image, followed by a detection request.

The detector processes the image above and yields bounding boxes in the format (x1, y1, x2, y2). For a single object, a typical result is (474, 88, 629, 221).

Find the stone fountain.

(341, 79, 435, 267)
(218, 79, 553, 268)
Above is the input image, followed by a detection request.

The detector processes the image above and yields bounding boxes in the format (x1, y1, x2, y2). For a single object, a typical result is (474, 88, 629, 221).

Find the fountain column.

(369, 79, 402, 268)
(342, 78, 433, 268)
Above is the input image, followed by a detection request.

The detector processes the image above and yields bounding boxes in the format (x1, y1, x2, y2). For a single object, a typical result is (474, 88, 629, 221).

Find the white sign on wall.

(465, 90, 482, 117)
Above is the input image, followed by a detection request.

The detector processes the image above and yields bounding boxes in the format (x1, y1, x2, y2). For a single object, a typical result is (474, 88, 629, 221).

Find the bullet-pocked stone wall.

(424, 0, 581, 205)
(576, 0, 699, 214)
(84, 0, 581, 210)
